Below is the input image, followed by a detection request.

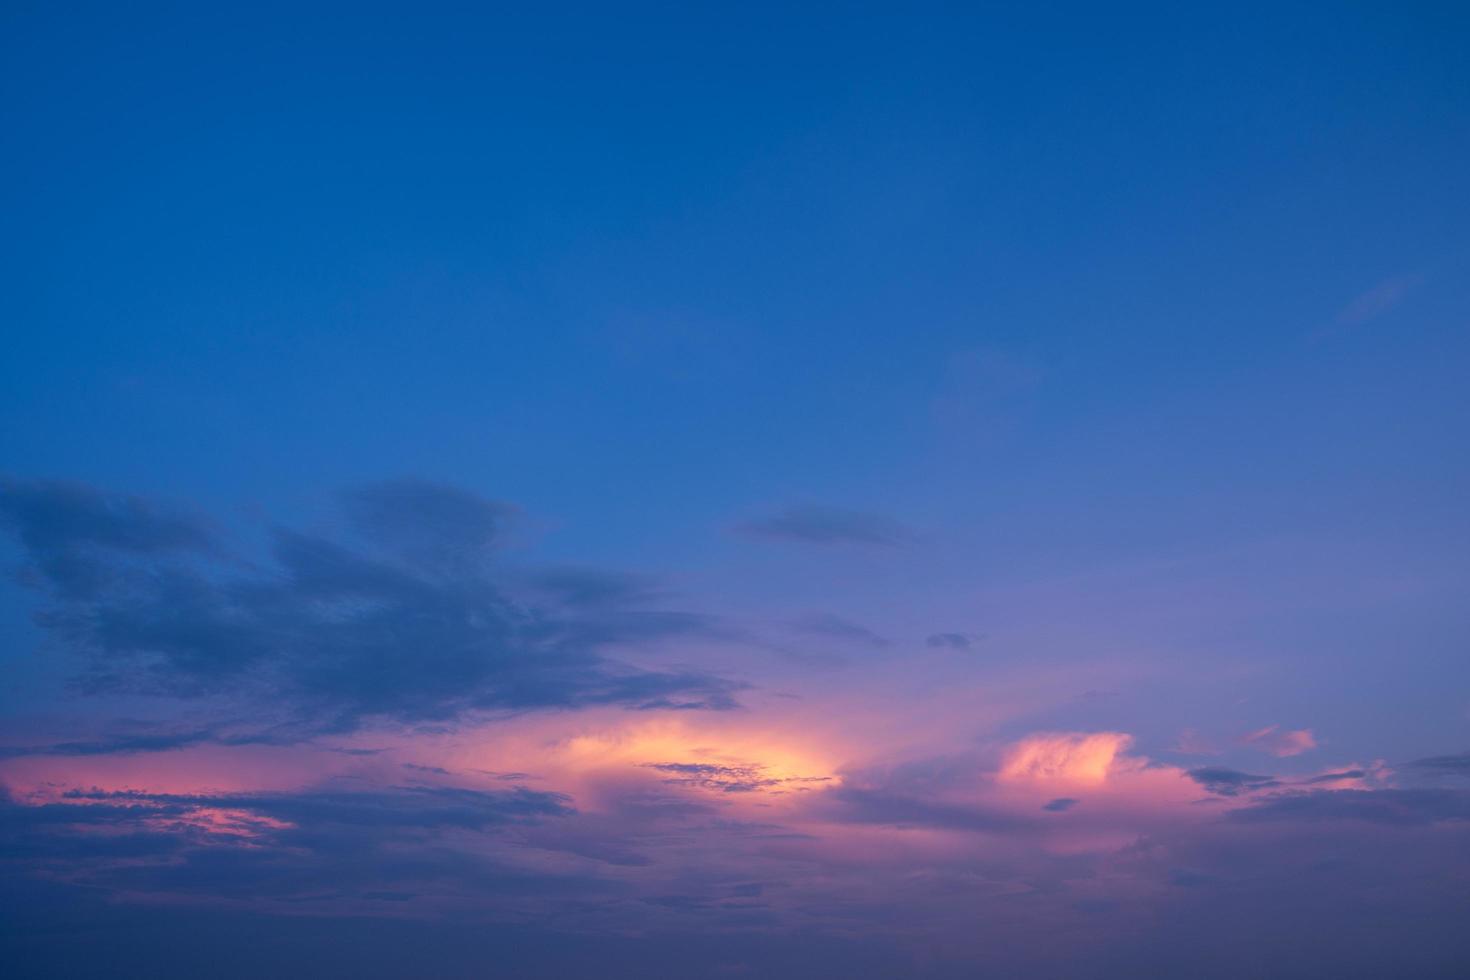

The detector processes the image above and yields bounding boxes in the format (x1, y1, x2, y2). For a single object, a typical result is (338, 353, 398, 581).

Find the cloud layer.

(3, 478, 1468, 979)
(0, 478, 741, 733)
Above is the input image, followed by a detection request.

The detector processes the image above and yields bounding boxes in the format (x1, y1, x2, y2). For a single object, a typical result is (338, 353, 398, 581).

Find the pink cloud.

(998, 732, 1133, 785)
(1241, 726, 1318, 757)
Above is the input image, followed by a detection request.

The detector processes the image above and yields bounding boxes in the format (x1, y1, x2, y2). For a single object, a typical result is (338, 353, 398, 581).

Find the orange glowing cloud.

(998, 732, 1134, 786)
(436, 712, 842, 810)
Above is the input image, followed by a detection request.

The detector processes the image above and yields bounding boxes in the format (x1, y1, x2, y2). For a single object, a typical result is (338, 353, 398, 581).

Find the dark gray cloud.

(7, 777, 1470, 979)
(0, 727, 284, 759)
(0, 792, 194, 862)
(0, 477, 214, 599)
(1300, 769, 1366, 785)
(1185, 767, 1280, 797)
(1406, 751, 1470, 775)
(641, 763, 830, 795)
(0, 479, 743, 734)
(0, 781, 568, 865)
(55, 784, 573, 831)
(642, 762, 783, 793)
(1229, 788, 1470, 827)
(735, 505, 913, 547)
(0, 782, 589, 913)
(1042, 797, 1078, 812)
(925, 632, 974, 650)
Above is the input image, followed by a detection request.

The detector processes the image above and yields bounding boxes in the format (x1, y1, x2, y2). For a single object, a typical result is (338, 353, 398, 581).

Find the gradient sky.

(3, 4, 1470, 978)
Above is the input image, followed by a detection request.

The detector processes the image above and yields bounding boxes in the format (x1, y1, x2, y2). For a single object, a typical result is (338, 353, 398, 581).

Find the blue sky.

(2, 5, 1469, 978)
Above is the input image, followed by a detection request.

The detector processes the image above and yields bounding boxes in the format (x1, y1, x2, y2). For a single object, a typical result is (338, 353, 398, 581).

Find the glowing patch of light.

(999, 732, 1133, 786)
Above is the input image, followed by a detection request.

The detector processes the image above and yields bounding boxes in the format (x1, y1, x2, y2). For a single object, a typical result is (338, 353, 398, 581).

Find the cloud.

(789, 613, 889, 649)
(1334, 272, 1426, 327)
(1300, 769, 1366, 785)
(1186, 767, 1280, 797)
(521, 567, 661, 608)
(0, 727, 284, 759)
(99, 783, 573, 831)
(340, 479, 510, 567)
(1229, 788, 1470, 826)
(734, 505, 913, 547)
(1405, 752, 1470, 776)
(823, 786, 1032, 833)
(806, 752, 1041, 833)
(0, 479, 744, 734)
(999, 733, 1132, 785)
(642, 762, 785, 793)
(0, 477, 215, 599)
(0, 782, 585, 911)
(925, 632, 975, 650)
(8, 745, 1470, 978)
(1240, 726, 1317, 758)
(8, 480, 1470, 977)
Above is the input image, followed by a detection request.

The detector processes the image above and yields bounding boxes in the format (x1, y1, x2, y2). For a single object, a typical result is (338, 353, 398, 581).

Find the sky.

(2, 3, 1469, 977)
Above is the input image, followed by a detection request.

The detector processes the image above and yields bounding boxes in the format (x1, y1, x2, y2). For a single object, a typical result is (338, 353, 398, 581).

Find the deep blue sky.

(7, 4, 1466, 525)
(6, 2, 1469, 735)
(2, 5, 1469, 978)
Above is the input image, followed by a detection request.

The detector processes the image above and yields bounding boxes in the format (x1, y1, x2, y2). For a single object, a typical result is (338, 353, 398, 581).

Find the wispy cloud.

(1331, 272, 1427, 329)
(925, 632, 977, 651)
(789, 613, 890, 649)
(1240, 726, 1317, 758)
(1186, 766, 1280, 797)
